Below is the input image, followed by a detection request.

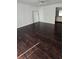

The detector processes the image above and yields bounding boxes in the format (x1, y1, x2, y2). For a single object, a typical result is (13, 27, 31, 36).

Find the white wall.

(17, 3, 38, 28)
(17, 3, 62, 28)
(39, 3, 62, 24)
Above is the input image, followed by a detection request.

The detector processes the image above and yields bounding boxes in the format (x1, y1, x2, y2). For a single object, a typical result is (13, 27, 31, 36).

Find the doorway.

(32, 10, 39, 23)
(55, 7, 62, 39)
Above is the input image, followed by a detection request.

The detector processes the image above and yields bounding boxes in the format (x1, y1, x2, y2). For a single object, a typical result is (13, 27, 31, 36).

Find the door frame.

(32, 10, 40, 23)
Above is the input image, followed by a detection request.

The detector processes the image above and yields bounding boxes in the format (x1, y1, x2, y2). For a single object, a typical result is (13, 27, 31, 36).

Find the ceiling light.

(40, 0, 46, 3)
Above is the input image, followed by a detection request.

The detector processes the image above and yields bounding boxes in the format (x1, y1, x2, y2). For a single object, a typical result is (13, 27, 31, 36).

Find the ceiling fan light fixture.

(40, 0, 46, 3)
(40, 1, 45, 3)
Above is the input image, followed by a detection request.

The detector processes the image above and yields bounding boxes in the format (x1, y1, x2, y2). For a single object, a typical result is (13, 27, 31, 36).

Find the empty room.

(17, 0, 62, 59)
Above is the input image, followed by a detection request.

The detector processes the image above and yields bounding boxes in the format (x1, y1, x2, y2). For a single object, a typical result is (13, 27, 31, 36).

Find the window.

(56, 7, 62, 17)
(59, 10, 62, 16)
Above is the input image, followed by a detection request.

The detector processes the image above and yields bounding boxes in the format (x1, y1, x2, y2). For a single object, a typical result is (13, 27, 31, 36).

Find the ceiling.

(17, 0, 62, 6)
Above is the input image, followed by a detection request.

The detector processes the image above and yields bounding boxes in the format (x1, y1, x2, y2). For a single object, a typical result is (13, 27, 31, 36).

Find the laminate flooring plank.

(17, 22, 62, 59)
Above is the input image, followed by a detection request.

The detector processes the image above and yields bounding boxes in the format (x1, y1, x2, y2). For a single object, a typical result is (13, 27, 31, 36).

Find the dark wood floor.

(17, 22, 62, 59)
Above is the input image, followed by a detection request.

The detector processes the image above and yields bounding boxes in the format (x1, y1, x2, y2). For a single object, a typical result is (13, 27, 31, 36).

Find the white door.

(32, 11, 39, 23)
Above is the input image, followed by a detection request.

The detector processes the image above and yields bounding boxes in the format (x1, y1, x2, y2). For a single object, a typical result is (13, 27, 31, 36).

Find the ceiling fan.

(39, 0, 47, 5)
(40, 0, 46, 3)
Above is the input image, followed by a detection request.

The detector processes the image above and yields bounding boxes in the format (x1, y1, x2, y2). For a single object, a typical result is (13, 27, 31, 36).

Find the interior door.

(32, 10, 39, 23)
